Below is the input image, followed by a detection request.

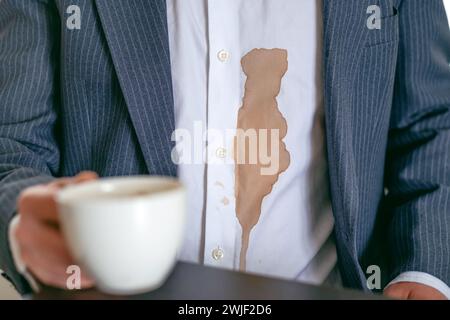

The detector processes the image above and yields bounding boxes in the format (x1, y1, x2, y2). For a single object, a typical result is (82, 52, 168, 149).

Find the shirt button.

(212, 247, 224, 261)
(216, 147, 227, 158)
(217, 50, 230, 62)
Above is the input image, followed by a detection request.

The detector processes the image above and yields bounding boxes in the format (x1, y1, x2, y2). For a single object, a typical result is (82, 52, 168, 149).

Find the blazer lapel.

(94, 0, 176, 176)
(322, 0, 371, 286)
(323, 0, 367, 229)
(323, 0, 402, 289)
(322, 0, 397, 234)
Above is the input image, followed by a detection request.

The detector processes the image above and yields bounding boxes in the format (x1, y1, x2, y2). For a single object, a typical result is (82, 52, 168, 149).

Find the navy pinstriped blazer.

(0, 0, 449, 294)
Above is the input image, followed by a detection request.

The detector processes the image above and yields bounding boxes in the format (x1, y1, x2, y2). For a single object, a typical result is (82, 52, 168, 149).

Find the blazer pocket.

(364, 10, 399, 48)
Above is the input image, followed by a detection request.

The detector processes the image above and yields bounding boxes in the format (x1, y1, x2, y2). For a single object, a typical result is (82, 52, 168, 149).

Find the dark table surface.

(33, 262, 383, 300)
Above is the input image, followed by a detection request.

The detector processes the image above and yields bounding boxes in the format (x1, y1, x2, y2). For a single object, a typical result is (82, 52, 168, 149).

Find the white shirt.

(167, 0, 337, 285)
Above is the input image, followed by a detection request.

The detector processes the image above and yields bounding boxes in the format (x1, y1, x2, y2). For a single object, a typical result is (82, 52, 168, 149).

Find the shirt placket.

(203, 0, 241, 269)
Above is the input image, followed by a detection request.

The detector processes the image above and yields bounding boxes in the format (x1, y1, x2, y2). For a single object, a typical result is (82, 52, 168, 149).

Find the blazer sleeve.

(0, 0, 59, 293)
(386, 0, 450, 285)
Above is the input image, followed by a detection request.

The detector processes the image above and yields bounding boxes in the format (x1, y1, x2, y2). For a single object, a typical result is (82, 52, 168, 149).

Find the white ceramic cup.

(56, 176, 186, 295)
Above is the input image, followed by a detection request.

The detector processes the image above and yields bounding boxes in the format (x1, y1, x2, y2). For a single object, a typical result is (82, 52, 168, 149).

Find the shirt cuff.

(387, 271, 450, 300)
(8, 215, 40, 292)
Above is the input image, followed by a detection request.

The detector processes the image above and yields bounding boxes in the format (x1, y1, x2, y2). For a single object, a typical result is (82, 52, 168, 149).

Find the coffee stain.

(215, 181, 224, 188)
(234, 48, 290, 271)
(221, 196, 230, 206)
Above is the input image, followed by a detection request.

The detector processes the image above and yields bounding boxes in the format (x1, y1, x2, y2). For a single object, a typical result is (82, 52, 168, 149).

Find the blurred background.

(0, 1, 450, 300)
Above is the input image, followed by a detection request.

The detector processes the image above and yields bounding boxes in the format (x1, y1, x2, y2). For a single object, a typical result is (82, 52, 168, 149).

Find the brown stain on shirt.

(234, 48, 290, 270)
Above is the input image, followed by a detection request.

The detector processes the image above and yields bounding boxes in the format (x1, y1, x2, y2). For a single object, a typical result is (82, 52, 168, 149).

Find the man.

(0, 0, 449, 300)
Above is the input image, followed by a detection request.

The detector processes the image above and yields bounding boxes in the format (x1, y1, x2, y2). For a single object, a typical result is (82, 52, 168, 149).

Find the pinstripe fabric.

(0, 0, 449, 294)
(323, 0, 450, 290)
(385, 0, 450, 287)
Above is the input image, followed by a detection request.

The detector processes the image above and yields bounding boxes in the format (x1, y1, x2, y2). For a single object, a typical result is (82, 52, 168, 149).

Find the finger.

(19, 172, 99, 220)
(17, 227, 74, 285)
(17, 219, 73, 263)
(17, 185, 59, 221)
(74, 171, 99, 182)
(49, 178, 75, 188)
(21, 238, 75, 289)
(79, 276, 96, 289)
(50, 171, 98, 188)
(24, 251, 94, 289)
(384, 285, 409, 300)
(407, 288, 447, 300)
(19, 223, 94, 289)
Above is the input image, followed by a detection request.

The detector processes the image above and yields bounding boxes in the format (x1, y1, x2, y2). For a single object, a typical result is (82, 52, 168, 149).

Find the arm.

(385, 0, 450, 297)
(0, 0, 60, 293)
